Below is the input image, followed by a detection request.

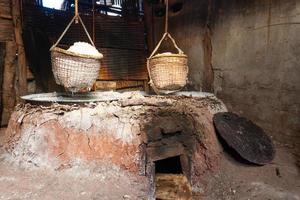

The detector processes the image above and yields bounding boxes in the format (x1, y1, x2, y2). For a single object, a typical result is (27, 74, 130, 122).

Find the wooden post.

(12, 0, 27, 100)
(0, 42, 5, 124)
(1, 41, 17, 126)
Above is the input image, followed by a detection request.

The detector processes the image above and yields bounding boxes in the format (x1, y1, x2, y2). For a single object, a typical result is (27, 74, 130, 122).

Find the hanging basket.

(50, 15, 102, 93)
(147, 33, 188, 94)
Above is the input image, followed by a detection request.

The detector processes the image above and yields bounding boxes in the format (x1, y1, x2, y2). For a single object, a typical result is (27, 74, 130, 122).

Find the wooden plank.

(12, 0, 27, 98)
(0, 0, 13, 42)
(155, 174, 192, 200)
(0, 19, 13, 41)
(116, 80, 144, 90)
(0, 42, 5, 123)
(94, 80, 145, 90)
(0, 0, 12, 17)
(1, 41, 17, 126)
(95, 81, 117, 90)
(147, 141, 184, 162)
(0, 14, 12, 19)
(146, 162, 155, 200)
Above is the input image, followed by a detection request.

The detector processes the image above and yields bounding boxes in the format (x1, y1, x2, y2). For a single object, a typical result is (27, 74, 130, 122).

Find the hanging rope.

(92, 0, 95, 43)
(75, 0, 79, 23)
(50, 0, 95, 50)
(165, 0, 169, 33)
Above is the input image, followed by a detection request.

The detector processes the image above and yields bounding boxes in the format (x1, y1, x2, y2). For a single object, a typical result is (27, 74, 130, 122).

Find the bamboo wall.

(22, 4, 148, 83)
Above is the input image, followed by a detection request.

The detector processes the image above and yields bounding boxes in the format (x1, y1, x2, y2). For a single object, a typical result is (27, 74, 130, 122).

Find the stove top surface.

(21, 91, 214, 104)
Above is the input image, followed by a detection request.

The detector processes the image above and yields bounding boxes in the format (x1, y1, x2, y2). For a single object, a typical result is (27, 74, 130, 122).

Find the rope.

(78, 16, 95, 46)
(92, 0, 95, 43)
(165, 0, 168, 33)
(50, 15, 77, 50)
(50, 0, 95, 50)
(75, 0, 79, 23)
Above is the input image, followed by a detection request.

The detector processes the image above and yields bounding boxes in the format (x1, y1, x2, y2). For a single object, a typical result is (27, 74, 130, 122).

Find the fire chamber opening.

(155, 156, 183, 174)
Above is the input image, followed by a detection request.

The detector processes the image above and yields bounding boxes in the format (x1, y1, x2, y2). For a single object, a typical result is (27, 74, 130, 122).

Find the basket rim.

(148, 53, 187, 60)
(51, 47, 103, 60)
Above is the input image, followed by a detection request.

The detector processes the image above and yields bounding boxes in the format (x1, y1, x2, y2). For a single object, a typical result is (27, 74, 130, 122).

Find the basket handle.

(146, 0, 186, 94)
(148, 0, 184, 60)
(148, 32, 184, 59)
(50, 1, 95, 51)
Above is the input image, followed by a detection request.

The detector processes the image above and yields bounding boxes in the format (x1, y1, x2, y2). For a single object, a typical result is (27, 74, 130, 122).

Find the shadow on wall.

(23, 27, 63, 93)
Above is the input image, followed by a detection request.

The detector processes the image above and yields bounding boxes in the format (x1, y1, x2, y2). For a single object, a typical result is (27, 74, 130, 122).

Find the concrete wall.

(151, 0, 300, 145)
(212, 0, 300, 145)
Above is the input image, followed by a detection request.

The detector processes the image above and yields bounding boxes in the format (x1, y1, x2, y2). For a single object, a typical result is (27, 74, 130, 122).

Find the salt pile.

(67, 42, 103, 58)
(156, 52, 173, 56)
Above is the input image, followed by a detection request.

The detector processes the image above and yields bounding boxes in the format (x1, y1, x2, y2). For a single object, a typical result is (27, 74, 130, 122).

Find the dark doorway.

(155, 155, 183, 174)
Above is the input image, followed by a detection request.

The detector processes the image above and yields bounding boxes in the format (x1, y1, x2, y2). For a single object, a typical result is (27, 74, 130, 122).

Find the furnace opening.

(154, 155, 192, 199)
(155, 156, 183, 174)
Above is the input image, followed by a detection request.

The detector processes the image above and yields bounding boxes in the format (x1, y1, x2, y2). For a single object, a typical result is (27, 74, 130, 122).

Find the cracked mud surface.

(1, 127, 300, 200)
(1, 127, 147, 200)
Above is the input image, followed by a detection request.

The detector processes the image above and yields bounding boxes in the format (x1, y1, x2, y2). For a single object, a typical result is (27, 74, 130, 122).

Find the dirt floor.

(0, 127, 299, 200)
(203, 146, 300, 200)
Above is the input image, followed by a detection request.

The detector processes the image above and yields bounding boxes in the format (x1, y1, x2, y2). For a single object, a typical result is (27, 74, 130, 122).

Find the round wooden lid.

(213, 112, 275, 165)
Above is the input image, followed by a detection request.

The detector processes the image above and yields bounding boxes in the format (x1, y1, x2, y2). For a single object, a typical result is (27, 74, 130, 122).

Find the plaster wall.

(151, 0, 300, 145)
(212, 0, 300, 144)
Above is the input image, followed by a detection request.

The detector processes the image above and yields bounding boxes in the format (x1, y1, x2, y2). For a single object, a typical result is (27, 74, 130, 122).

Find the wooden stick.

(0, 13, 12, 20)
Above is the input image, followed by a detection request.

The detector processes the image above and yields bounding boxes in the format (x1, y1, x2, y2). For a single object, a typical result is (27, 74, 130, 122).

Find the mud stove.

(3, 91, 227, 199)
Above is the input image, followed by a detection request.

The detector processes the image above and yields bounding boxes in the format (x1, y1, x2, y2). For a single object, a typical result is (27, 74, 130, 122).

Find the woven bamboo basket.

(50, 15, 102, 92)
(51, 47, 102, 92)
(147, 33, 188, 94)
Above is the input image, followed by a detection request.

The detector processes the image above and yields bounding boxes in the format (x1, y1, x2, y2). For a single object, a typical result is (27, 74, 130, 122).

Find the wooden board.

(155, 174, 192, 200)
(213, 112, 275, 165)
(0, 0, 13, 41)
(94, 80, 145, 91)
(0, 42, 5, 121)
(1, 41, 17, 126)
(0, 0, 12, 17)
(0, 19, 13, 41)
